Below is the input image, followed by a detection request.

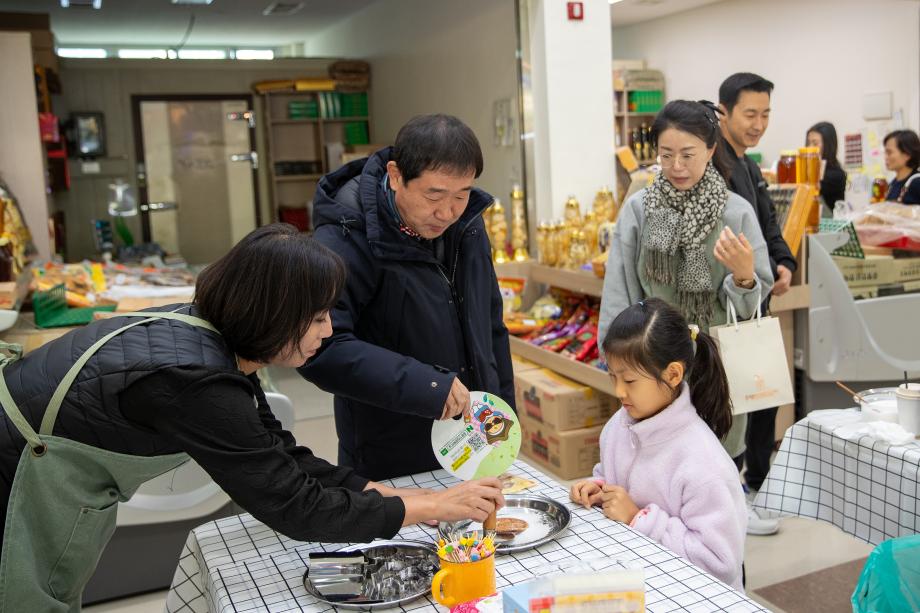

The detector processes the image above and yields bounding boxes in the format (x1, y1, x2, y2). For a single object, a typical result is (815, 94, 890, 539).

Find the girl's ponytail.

(687, 332, 732, 438)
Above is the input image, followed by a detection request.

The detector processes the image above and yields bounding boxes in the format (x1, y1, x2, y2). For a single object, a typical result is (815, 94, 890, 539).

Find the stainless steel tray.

(302, 540, 438, 611)
(438, 494, 571, 553)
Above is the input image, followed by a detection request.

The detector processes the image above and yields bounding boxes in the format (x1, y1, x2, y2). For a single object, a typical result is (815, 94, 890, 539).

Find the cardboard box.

(893, 258, 920, 284)
(513, 367, 613, 431)
(832, 255, 895, 287)
(510, 353, 540, 374)
(518, 411, 603, 480)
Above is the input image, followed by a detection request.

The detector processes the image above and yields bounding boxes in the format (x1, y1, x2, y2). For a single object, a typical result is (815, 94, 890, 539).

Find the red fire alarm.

(567, 1, 584, 20)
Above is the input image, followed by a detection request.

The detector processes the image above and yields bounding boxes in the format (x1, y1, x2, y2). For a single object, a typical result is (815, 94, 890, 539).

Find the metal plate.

(438, 494, 571, 553)
(302, 540, 438, 611)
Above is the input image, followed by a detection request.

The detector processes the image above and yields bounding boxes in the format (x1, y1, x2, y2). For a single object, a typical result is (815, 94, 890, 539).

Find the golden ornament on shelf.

(582, 211, 599, 258)
(490, 199, 509, 264)
(510, 184, 529, 262)
(563, 195, 582, 225)
(567, 229, 589, 270)
(536, 221, 550, 265)
(593, 185, 618, 223)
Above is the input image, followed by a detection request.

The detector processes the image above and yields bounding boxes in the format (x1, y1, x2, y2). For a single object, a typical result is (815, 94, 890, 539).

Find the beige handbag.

(710, 295, 795, 415)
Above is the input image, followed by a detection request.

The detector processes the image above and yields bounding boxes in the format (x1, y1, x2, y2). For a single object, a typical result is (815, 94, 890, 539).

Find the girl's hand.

(600, 484, 640, 524)
(713, 226, 755, 284)
(570, 480, 603, 509)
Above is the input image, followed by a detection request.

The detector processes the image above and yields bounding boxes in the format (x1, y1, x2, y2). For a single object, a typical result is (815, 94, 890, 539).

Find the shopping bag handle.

(725, 287, 763, 330)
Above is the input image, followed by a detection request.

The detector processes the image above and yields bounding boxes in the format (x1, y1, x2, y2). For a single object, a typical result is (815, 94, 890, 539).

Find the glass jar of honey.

(777, 150, 797, 184)
(871, 176, 889, 203)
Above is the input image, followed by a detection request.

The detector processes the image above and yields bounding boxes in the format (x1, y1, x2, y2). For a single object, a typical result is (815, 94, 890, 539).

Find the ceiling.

(0, 0, 380, 48)
(610, 0, 727, 27)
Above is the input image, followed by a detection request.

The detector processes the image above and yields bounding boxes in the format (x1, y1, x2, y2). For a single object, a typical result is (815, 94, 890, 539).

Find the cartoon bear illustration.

(473, 403, 514, 445)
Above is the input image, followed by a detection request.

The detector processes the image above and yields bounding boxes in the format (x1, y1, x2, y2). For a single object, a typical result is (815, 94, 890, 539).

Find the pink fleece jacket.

(592, 384, 747, 590)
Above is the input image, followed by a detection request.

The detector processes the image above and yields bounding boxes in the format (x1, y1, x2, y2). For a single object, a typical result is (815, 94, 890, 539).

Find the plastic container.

(896, 383, 920, 436)
(857, 387, 900, 423)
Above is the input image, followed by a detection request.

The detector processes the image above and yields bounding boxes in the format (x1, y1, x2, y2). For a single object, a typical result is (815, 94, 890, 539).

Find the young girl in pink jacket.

(570, 298, 747, 590)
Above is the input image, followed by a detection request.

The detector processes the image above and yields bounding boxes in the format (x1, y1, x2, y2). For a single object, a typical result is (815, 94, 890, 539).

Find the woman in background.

(883, 129, 920, 204)
(806, 122, 847, 208)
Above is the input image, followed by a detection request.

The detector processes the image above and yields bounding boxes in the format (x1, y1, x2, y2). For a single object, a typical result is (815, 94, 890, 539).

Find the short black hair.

(884, 129, 920, 171)
(391, 114, 483, 184)
(719, 72, 774, 113)
(194, 223, 345, 363)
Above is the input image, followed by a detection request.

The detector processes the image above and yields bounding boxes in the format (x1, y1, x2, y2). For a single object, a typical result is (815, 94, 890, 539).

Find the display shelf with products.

(260, 88, 371, 231)
(613, 85, 665, 165)
(509, 336, 612, 393)
(530, 263, 603, 297)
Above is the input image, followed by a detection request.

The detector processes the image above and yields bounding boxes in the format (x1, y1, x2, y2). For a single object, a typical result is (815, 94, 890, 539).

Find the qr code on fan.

(467, 431, 486, 453)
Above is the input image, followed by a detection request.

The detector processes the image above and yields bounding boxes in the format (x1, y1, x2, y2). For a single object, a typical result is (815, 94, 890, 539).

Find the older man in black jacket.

(299, 114, 514, 481)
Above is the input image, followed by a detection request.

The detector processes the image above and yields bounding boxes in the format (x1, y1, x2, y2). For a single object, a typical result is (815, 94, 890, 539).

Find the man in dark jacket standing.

(719, 72, 796, 536)
(299, 114, 514, 481)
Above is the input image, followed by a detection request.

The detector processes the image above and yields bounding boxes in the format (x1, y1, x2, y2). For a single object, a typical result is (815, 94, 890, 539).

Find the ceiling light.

(263, 2, 304, 16)
(117, 49, 168, 59)
(235, 49, 274, 60)
(609, 0, 625, 4)
(61, 0, 102, 7)
(177, 49, 226, 60)
(171, 0, 214, 4)
(57, 47, 107, 58)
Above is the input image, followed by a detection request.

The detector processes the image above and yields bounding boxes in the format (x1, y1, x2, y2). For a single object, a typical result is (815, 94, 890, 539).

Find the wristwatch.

(734, 276, 755, 289)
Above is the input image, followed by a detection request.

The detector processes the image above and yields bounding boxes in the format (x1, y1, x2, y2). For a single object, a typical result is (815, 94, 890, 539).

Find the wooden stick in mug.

(483, 509, 496, 532)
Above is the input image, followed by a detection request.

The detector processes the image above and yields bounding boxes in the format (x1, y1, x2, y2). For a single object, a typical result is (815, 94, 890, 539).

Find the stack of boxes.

(511, 355, 616, 480)
(833, 254, 920, 299)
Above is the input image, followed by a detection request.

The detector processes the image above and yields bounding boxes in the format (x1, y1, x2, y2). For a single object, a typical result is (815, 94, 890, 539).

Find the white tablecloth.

(753, 409, 920, 545)
(166, 460, 765, 612)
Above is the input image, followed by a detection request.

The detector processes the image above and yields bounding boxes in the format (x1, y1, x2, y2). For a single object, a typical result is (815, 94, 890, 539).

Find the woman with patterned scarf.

(598, 100, 773, 479)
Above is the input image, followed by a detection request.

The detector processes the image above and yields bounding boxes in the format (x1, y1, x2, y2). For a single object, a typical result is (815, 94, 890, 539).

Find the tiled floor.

(86, 380, 876, 612)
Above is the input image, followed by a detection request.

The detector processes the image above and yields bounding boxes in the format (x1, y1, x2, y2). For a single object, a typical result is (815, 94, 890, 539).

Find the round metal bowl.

(302, 540, 438, 611)
(438, 494, 571, 553)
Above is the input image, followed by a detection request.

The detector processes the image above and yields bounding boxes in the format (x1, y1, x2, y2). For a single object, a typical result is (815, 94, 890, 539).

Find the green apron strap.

(0, 342, 42, 451)
(39, 312, 219, 436)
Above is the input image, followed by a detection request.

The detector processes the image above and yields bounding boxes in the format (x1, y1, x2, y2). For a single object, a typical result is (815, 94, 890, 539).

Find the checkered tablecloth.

(166, 460, 765, 612)
(753, 409, 920, 545)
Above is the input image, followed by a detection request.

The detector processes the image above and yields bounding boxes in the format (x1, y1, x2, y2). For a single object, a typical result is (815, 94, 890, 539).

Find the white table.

(753, 409, 920, 545)
(166, 460, 766, 612)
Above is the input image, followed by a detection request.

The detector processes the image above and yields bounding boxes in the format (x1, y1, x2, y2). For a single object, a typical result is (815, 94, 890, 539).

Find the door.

(133, 95, 260, 265)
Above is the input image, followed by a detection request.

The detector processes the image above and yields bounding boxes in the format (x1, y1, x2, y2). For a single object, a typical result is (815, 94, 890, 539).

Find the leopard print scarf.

(642, 162, 727, 326)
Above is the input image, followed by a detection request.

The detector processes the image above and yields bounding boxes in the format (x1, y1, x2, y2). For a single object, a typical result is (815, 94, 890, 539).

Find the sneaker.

(747, 506, 779, 536)
(745, 490, 779, 536)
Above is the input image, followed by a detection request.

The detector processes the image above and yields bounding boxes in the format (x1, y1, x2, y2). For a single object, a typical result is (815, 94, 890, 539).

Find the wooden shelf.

(614, 111, 659, 118)
(530, 264, 603, 296)
(272, 118, 320, 125)
(322, 116, 370, 123)
(510, 336, 612, 392)
(274, 174, 323, 182)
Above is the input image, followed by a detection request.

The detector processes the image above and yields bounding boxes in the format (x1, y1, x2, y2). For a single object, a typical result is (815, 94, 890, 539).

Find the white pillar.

(528, 0, 615, 221)
(0, 32, 52, 260)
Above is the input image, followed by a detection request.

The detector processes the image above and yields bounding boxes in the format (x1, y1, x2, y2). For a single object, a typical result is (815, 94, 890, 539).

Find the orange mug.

(430, 554, 496, 607)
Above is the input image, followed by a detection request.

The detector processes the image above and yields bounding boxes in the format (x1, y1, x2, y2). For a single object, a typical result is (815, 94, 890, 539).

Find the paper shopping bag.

(710, 300, 795, 415)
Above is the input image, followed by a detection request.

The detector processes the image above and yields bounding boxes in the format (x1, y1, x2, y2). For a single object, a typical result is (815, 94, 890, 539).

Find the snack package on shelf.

(560, 322, 598, 362)
(497, 277, 526, 314)
(33, 263, 106, 308)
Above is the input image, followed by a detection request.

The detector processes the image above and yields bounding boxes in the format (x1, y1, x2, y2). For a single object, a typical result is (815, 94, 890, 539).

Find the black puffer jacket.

(0, 305, 403, 543)
(299, 148, 515, 480)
